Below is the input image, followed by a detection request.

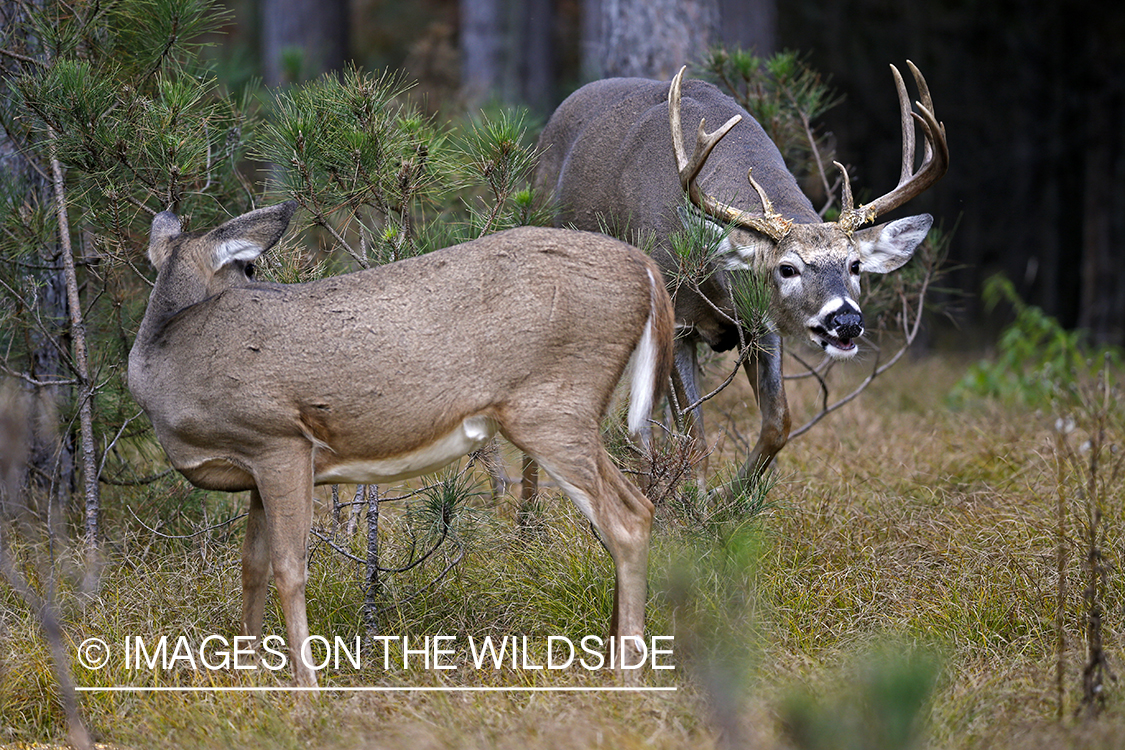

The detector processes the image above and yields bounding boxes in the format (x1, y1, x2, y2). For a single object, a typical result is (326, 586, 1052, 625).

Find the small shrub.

(949, 274, 1123, 408)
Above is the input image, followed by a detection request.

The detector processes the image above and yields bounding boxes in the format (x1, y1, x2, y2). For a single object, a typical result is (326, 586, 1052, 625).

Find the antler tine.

(746, 167, 777, 215)
(833, 161, 855, 212)
(907, 60, 940, 166)
(669, 66, 741, 189)
(854, 62, 949, 224)
(890, 64, 916, 188)
(668, 67, 791, 241)
(833, 161, 871, 234)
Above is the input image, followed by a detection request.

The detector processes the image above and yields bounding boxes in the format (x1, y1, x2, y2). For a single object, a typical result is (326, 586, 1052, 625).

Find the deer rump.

(132, 226, 664, 493)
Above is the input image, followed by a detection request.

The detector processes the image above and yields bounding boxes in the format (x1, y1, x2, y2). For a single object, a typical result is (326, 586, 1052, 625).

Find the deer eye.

(244, 262, 255, 279)
(779, 264, 798, 279)
(850, 260, 861, 275)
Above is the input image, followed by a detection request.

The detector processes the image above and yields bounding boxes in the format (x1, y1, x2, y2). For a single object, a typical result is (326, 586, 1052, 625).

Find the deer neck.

(132, 259, 218, 351)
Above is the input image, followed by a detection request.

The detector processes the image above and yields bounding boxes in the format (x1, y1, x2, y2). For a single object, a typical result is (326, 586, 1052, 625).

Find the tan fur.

(129, 203, 674, 686)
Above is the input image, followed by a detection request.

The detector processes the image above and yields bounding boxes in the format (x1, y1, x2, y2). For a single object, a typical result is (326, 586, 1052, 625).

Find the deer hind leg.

(518, 454, 540, 527)
(507, 419, 653, 681)
(252, 450, 317, 687)
(240, 488, 272, 643)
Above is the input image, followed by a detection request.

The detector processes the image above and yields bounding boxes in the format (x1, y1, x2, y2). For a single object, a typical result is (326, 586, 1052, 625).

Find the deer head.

(668, 61, 947, 358)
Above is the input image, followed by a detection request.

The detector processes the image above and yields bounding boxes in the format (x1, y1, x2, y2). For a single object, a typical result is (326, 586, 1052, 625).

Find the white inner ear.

(676, 207, 775, 272)
(856, 215, 933, 274)
(211, 239, 264, 271)
(716, 237, 753, 271)
(718, 233, 775, 272)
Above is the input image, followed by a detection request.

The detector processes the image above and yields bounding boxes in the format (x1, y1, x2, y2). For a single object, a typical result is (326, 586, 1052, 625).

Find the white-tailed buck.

(535, 62, 947, 490)
(128, 202, 674, 686)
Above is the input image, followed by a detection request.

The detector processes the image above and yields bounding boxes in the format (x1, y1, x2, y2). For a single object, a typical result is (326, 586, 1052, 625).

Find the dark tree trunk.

(460, 0, 556, 112)
(0, 1, 77, 515)
(261, 0, 349, 86)
(717, 0, 776, 56)
(519, 0, 556, 112)
(460, 0, 504, 105)
(1076, 24, 1125, 346)
(587, 0, 719, 80)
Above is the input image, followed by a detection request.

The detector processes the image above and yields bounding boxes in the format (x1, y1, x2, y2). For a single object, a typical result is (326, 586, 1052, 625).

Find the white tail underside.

(627, 268, 661, 436)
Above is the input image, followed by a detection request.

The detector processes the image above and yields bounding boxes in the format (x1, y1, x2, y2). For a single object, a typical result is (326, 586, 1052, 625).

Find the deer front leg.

(254, 452, 317, 687)
(724, 331, 790, 499)
(240, 488, 272, 643)
(671, 340, 708, 481)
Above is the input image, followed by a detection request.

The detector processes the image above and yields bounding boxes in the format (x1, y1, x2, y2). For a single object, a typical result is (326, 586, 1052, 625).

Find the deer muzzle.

(810, 302, 864, 358)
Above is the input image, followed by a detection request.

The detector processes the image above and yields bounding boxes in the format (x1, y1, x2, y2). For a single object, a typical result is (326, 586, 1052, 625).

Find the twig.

(96, 411, 142, 481)
(0, 45, 44, 67)
(98, 468, 174, 486)
(126, 504, 247, 539)
(0, 362, 78, 388)
(314, 211, 367, 268)
(1054, 425, 1069, 720)
(312, 515, 454, 574)
(367, 541, 465, 616)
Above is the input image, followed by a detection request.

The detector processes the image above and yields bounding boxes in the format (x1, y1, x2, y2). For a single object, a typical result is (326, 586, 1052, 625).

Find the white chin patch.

(810, 331, 859, 359)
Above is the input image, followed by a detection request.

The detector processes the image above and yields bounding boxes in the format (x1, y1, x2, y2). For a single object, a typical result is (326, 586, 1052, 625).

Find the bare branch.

(681, 342, 754, 414)
(0, 362, 78, 388)
(126, 504, 247, 539)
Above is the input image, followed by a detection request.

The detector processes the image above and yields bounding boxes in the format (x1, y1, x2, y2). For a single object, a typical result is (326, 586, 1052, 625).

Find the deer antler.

(837, 61, 949, 233)
(668, 67, 792, 241)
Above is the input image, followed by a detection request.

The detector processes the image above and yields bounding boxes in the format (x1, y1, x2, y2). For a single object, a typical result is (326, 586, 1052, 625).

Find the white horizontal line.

(76, 685, 677, 693)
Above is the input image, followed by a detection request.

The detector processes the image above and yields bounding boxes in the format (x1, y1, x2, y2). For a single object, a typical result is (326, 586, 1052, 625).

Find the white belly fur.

(314, 415, 498, 485)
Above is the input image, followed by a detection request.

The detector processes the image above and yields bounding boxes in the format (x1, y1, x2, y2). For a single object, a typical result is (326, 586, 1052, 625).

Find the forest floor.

(2, 350, 1124, 749)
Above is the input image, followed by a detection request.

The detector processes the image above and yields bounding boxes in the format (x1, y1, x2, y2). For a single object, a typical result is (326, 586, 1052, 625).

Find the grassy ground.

(2, 351, 1123, 748)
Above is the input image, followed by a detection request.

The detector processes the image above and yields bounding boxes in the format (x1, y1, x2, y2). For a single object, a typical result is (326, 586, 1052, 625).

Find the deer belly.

(314, 415, 497, 485)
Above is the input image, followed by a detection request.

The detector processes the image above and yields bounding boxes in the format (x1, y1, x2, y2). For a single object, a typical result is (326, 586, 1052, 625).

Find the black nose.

(828, 309, 863, 340)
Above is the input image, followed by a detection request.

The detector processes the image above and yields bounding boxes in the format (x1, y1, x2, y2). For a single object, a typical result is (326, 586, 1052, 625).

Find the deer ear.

(206, 202, 298, 271)
(148, 212, 182, 270)
(854, 214, 932, 274)
(677, 206, 771, 271)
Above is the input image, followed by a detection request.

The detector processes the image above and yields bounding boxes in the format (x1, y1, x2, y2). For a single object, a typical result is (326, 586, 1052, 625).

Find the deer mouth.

(809, 327, 858, 358)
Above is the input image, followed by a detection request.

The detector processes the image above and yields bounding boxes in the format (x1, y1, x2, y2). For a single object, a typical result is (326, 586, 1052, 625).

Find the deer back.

(129, 208, 669, 491)
(538, 77, 819, 243)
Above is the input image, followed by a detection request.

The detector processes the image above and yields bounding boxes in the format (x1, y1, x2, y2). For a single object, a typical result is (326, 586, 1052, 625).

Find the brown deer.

(127, 202, 674, 686)
(535, 62, 947, 492)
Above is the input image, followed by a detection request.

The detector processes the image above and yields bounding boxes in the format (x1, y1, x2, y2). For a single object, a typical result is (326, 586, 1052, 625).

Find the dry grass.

(2, 352, 1124, 749)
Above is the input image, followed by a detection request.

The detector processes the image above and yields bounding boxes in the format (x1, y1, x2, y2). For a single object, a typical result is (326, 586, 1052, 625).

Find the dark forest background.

(220, 0, 1125, 347)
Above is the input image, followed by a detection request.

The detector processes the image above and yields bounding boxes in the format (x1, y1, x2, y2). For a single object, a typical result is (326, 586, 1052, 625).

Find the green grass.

(2, 353, 1124, 748)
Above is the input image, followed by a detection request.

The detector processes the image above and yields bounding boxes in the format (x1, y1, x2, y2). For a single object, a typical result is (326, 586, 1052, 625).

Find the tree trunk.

(1077, 30, 1125, 346)
(589, 0, 719, 80)
(460, 0, 556, 112)
(0, 0, 78, 517)
(518, 0, 555, 113)
(460, 0, 504, 105)
(717, 0, 776, 56)
(261, 0, 348, 86)
(47, 140, 100, 552)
